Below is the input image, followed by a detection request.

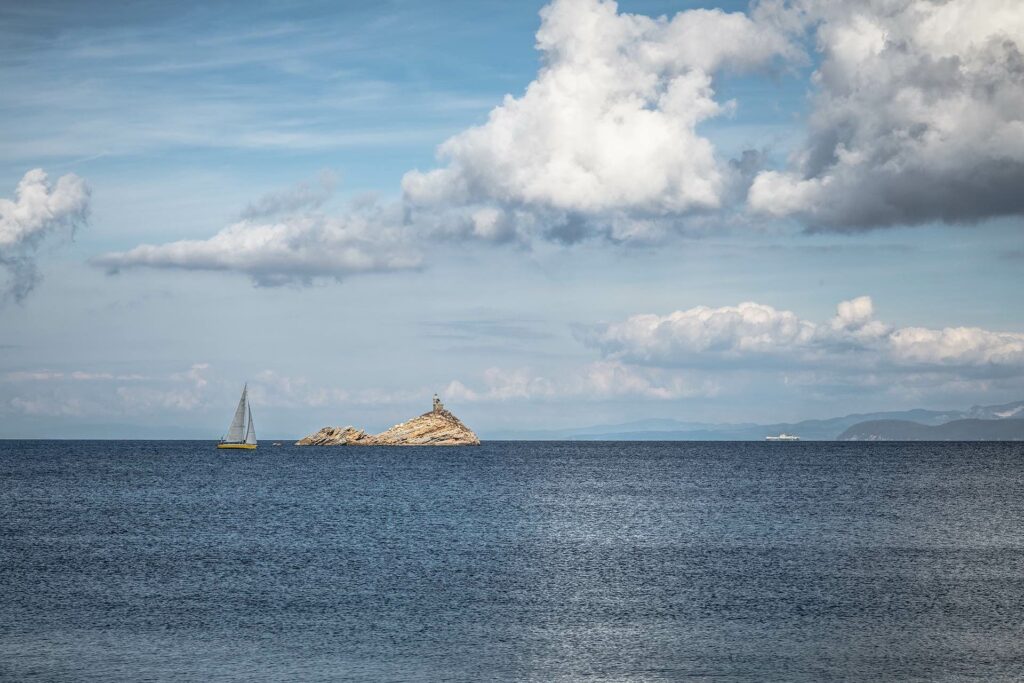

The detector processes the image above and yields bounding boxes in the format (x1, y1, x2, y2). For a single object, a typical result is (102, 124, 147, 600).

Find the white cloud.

(888, 327, 1024, 366)
(403, 0, 793, 242)
(444, 360, 714, 403)
(3, 363, 209, 419)
(579, 360, 716, 400)
(116, 363, 211, 411)
(248, 369, 434, 409)
(239, 170, 337, 220)
(3, 370, 147, 382)
(249, 370, 345, 408)
(832, 295, 874, 329)
(69, 371, 148, 381)
(3, 370, 66, 382)
(93, 195, 420, 286)
(10, 396, 84, 417)
(445, 368, 558, 402)
(581, 301, 818, 363)
(0, 169, 90, 302)
(582, 296, 1024, 373)
(748, 0, 1024, 228)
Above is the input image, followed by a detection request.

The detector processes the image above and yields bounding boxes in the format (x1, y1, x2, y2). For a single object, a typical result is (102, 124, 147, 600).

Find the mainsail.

(224, 385, 249, 443)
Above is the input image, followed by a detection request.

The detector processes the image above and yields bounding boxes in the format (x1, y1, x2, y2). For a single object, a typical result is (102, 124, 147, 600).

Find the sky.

(1, 0, 1022, 438)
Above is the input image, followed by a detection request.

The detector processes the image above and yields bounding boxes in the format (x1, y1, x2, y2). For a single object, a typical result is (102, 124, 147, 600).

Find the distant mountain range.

(838, 418, 1024, 441)
(491, 400, 1024, 441)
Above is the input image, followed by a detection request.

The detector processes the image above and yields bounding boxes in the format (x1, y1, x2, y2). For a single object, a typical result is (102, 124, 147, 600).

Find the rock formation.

(294, 395, 480, 446)
(293, 426, 377, 446)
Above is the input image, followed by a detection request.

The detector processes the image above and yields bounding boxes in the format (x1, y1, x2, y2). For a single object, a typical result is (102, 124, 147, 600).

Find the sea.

(2, 440, 1023, 682)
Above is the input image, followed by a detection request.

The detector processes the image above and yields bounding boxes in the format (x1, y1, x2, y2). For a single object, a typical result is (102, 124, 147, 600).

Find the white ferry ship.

(765, 433, 800, 441)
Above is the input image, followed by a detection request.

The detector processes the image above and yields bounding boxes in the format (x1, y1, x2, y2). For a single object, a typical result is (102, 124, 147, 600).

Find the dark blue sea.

(2, 441, 1023, 681)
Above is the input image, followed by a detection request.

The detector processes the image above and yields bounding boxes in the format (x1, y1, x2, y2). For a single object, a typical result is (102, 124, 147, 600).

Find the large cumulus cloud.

(748, 0, 1024, 229)
(402, 0, 793, 242)
(0, 169, 90, 302)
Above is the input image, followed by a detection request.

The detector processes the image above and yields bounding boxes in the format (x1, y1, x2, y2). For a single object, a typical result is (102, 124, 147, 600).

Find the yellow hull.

(217, 443, 257, 450)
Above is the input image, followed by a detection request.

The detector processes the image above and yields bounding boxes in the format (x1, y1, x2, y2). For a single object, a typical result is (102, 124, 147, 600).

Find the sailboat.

(218, 384, 257, 450)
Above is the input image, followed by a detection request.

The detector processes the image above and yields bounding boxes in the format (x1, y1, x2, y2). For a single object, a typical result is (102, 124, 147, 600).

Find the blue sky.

(1, 0, 1022, 438)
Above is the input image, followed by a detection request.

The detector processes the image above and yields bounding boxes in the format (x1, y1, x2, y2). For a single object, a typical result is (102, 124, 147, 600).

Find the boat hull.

(217, 443, 257, 450)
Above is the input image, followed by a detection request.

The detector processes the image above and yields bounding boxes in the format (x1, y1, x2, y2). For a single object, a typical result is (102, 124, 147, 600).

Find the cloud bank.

(0, 169, 90, 302)
(581, 296, 1024, 373)
(447, 295, 1024, 406)
(95, 0, 1024, 284)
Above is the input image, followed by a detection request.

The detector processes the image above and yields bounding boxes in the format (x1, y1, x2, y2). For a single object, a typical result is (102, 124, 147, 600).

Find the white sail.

(224, 385, 248, 443)
(244, 404, 257, 445)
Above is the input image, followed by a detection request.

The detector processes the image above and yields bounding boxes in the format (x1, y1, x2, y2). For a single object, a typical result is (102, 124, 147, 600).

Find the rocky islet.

(295, 395, 480, 446)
